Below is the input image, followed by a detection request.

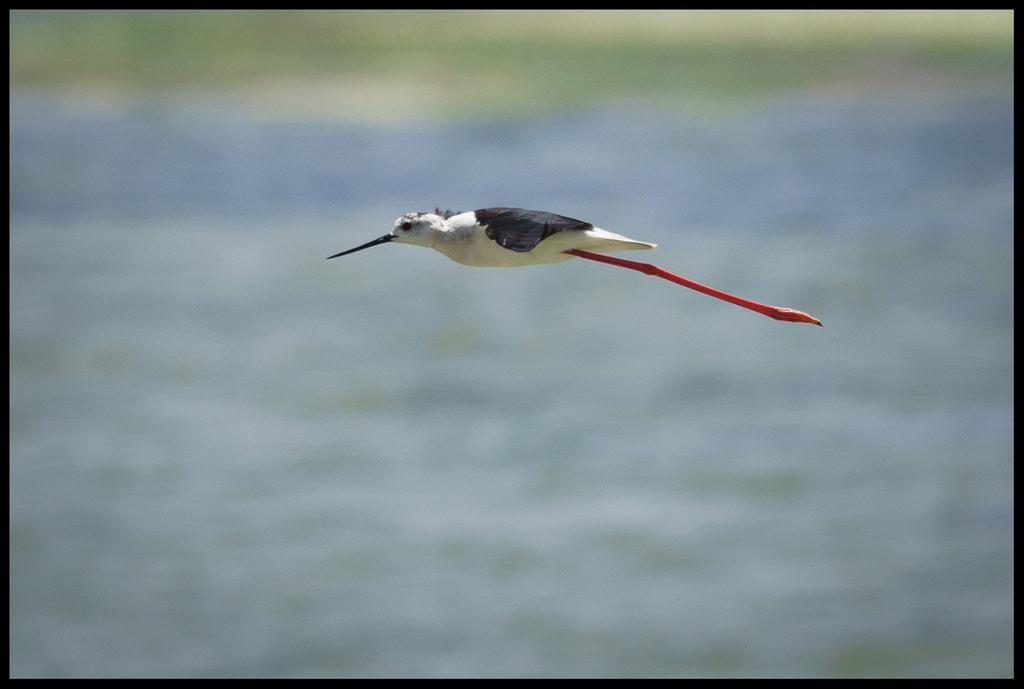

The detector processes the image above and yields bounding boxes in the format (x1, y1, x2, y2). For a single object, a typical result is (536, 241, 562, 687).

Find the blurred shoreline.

(10, 10, 1013, 122)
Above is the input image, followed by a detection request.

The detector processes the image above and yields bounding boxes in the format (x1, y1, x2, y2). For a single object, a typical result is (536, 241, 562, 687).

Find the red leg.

(565, 249, 822, 326)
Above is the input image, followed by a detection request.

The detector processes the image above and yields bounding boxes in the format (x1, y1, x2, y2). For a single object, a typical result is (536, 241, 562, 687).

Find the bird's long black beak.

(326, 234, 394, 260)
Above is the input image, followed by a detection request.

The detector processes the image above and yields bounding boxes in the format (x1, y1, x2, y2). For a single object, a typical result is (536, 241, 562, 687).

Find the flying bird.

(327, 207, 821, 326)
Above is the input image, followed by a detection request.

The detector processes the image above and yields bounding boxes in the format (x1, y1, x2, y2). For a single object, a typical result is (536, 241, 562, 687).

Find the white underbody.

(427, 211, 657, 267)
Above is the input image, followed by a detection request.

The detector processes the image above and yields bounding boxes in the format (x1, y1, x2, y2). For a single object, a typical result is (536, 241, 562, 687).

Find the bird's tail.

(582, 227, 657, 253)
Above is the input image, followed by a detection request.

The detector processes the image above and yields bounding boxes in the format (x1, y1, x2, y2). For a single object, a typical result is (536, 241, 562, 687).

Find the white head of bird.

(327, 207, 822, 326)
(392, 211, 446, 248)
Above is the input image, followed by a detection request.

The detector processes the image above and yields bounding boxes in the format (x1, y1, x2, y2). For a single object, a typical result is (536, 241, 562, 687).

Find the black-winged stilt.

(327, 207, 822, 326)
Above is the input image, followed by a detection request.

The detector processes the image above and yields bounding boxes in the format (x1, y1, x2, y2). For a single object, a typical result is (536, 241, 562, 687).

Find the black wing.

(475, 207, 593, 253)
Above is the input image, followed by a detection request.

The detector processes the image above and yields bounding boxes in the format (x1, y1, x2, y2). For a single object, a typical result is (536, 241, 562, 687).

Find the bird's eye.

(401, 221, 412, 231)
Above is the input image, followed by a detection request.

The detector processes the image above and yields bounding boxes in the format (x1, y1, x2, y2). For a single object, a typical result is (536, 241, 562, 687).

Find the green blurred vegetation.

(9, 10, 1012, 119)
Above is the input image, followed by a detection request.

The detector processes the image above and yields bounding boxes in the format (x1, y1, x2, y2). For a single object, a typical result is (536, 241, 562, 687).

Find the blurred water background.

(9, 10, 1013, 678)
